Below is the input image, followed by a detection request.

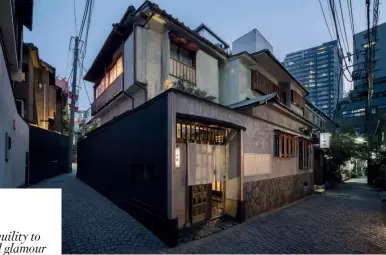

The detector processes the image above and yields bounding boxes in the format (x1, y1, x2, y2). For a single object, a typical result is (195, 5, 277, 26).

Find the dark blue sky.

(24, 0, 386, 110)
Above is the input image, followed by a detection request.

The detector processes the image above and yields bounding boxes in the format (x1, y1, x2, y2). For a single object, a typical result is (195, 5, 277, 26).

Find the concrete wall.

(196, 50, 219, 102)
(232, 29, 273, 55)
(239, 61, 263, 101)
(0, 39, 29, 188)
(219, 59, 262, 106)
(219, 59, 239, 105)
(123, 33, 134, 90)
(97, 89, 145, 125)
(135, 23, 163, 99)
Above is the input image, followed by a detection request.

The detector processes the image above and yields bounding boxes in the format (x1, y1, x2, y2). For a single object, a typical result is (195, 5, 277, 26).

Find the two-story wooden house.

(79, 1, 318, 246)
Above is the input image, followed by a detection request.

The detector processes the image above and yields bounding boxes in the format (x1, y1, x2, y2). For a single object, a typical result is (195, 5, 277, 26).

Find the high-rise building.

(334, 22, 386, 148)
(283, 41, 343, 117)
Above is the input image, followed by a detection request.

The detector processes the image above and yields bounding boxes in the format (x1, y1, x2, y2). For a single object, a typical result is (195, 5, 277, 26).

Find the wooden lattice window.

(176, 121, 227, 145)
(274, 131, 298, 158)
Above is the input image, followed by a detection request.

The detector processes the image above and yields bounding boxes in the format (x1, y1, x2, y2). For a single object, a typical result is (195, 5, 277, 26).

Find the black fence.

(77, 94, 178, 247)
(29, 125, 69, 185)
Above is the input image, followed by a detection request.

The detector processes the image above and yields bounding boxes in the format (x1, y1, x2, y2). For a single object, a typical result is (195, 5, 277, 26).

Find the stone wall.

(244, 172, 314, 218)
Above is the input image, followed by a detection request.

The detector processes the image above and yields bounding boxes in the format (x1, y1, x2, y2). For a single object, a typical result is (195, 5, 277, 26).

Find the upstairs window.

(170, 43, 195, 67)
(95, 56, 123, 99)
(251, 70, 284, 103)
(291, 90, 305, 109)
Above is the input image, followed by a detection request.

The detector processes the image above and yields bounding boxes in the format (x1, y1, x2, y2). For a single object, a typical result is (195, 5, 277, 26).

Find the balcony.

(91, 74, 123, 115)
(169, 58, 196, 84)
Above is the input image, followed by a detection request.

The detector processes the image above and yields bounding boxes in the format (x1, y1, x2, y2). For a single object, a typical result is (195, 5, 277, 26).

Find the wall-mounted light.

(175, 146, 180, 168)
(38, 83, 43, 91)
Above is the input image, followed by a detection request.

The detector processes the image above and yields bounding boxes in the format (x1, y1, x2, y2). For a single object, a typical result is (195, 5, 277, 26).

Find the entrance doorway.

(211, 145, 226, 219)
(176, 121, 228, 225)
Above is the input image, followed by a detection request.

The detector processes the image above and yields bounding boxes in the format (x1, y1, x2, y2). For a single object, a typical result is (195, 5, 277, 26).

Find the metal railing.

(169, 58, 196, 84)
(91, 75, 123, 115)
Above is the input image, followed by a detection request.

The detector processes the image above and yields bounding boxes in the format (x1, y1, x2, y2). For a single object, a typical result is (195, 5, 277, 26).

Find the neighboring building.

(335, 22, 386, 148)
(195, 23, 230, 52)
(232, 29, 273, 55)
(80, 0, 318, 245)
(0, 0, 34, 187)
(304, 99, 339, 187)
(13, 43, 65, 133)
(283, 40, 343, 118)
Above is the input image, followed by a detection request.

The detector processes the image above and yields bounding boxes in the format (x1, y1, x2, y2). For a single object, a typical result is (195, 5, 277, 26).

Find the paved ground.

(31, 173, 166, 254)
(168, 177, 386, 254)
(33, 174, 386, 254)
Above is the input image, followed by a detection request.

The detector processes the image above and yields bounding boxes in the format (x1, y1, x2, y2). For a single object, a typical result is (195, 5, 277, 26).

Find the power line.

(329, 0, 353, 81)
(337, 0, 352, 56)
(73, 0, 78, 35)
(333, 0, 350, 55)
(80, 63, 92, 105)
(347, 0, 359, 61)
(78, 0, 91, 39)
(64, 38, 73, 80)
(319, 0, 334, 40)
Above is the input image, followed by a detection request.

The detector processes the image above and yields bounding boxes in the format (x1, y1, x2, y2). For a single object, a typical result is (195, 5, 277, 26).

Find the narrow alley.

(33, 174, 386, 254)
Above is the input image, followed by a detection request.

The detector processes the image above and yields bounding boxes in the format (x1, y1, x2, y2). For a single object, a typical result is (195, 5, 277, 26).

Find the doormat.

(178, 216, 239, 244)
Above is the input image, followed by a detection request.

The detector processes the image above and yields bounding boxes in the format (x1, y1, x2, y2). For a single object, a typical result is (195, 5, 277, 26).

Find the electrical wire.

(77, 0, 94, 106)
(80, 63, 92, 105)
(333, 0, 350, 56)
(329, 0, 353, 81)
(318, 0, 334, 40)
(347, 0, 359, 62)
(78, 0, 91, 39)
(337, 0, 352, 56)
(64, 38, 73, 81)
(73, 0, 78, 35)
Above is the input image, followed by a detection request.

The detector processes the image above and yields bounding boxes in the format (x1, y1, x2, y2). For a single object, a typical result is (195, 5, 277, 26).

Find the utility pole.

(68, 36, 80, 172)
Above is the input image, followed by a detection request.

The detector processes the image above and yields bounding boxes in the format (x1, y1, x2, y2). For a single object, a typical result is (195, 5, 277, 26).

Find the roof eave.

(252, 49, 309, 96)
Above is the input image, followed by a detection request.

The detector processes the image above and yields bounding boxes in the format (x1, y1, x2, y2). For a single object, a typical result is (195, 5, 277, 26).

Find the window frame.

(170, 42, 196, 68)
(95, 55, 123, 99)
(274, 131, 297, 158)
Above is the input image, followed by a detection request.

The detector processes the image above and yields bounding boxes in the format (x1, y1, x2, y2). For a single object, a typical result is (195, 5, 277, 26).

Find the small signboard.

(175, 146, 180, 168)
(320, 133, 331, 149)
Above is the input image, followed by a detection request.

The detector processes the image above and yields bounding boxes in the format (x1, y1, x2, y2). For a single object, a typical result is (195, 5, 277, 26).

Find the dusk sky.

(24, 0, 386, 111)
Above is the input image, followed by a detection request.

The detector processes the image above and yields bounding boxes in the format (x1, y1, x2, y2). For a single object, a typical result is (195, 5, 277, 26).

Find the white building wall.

(196, 50, 219, 102)
(232, 29, 273, 55)
(123, 33, 134, 90)
(219, 59, 239, 106)
(238, 61, 263, 101)
(0, 41, 29, 188)
(97, 89, 145, 125)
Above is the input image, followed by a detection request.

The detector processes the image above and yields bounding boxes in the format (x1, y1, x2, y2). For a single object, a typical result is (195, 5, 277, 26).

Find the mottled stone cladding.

(244, 172, 314, 218)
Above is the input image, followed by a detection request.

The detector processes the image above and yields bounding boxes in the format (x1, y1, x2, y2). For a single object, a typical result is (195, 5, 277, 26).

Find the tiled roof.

(147, 1, 229, 56)
(228, 93, 278, 109)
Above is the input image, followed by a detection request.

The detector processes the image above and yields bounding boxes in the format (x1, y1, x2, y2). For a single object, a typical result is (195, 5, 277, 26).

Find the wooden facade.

(251, 69, 285, 103)
(291, 90, 305, 109)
